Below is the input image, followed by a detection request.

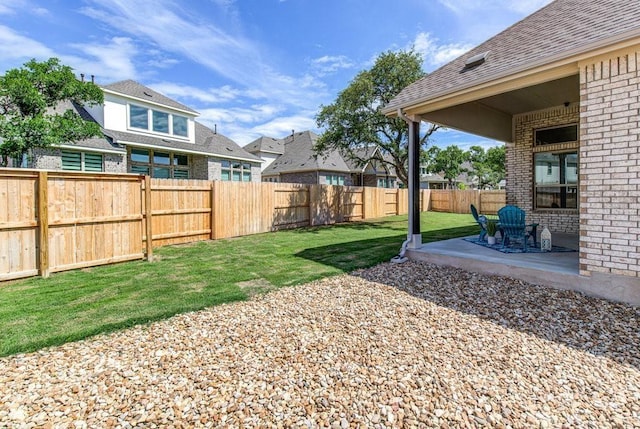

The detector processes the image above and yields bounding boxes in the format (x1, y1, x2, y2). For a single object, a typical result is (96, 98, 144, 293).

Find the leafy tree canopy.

(468, 145, 505, 189)
(315, 49, 438, 185)
(427, 145, 469, 189)
(0, 57, 104, 166)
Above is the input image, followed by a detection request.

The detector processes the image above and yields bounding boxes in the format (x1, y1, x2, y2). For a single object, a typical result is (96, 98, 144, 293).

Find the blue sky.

(0, 0, 551, 148)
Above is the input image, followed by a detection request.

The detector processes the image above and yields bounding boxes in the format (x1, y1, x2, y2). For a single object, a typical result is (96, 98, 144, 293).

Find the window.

(152, 111, 169, 133)
(533, 124, 579, 210)
(173, 115, 188, 137)
(129, 148, 190, 178)
(535, 125, 578, 147)
(129, 104, 148, 130)
(325, 174, 345, 186)
(221, 160, 252, 181)
(535, 152, 578, 209)
(61, 151, 103, 172)
(128, 105, 189, 138)
(377, 177, 395, 188)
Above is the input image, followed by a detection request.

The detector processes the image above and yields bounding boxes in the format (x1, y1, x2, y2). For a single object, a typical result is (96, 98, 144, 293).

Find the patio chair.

(497, 205, 538, 251)
(470, 204, 488, 241)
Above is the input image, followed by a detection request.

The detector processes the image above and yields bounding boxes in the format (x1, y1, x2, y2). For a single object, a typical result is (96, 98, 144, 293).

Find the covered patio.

(384, 0, 640, 305)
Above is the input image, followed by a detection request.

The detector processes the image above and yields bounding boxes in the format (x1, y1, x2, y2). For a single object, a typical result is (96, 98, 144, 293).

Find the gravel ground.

(1, 261, 639, 428)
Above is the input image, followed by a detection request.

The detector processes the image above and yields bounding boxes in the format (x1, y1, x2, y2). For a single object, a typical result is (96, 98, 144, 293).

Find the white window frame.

(128, 104, 190, 139)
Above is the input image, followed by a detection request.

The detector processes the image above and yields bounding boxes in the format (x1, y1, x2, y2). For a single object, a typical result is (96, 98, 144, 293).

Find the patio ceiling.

(413, 74, 580, 143)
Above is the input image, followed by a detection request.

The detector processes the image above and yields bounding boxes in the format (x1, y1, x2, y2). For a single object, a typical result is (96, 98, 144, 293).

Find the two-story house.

(29, 80, 261, 181)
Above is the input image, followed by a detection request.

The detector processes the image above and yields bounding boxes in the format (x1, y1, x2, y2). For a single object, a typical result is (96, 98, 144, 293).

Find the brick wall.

(280, 171, 319, 185)
(31, 148, 126, 173)
(579, 48, 640, 279)
(510, 105, 580, 233)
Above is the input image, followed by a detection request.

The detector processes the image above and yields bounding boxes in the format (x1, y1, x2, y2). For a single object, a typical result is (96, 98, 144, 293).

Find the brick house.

(25, 80, 261, 181)
(245, 130, 398, 187)
(384, 0, 640, 303)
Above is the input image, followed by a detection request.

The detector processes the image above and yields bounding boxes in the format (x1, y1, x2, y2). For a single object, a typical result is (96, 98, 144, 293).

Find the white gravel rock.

(1, 261, 638, 428)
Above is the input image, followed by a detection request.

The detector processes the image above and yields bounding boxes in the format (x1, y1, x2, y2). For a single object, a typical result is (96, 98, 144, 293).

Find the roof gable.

(385, 0, 640, 113)
(262, 131, 351, 175)
(102, 80, 198, 115)
(244, 136, 285, 155)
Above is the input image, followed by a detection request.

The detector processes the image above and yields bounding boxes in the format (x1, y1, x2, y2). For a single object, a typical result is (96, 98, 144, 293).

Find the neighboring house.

(344, 146, 398, 188)
(419, 172, 448, 190)
(384, 0, 640, 303)
(245, 130, 398, 187)
(27, 80, 261, 181)
(243, 136, 285, 172)
(419, 162, 479, 189)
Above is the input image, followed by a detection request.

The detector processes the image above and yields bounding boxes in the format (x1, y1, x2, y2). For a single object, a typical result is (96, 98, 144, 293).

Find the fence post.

(210, 180, 217, 240)
(37, 171, 49, 278)
(144, 175, 153, 262)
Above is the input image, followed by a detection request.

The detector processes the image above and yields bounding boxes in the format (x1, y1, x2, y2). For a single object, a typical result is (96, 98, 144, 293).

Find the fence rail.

(0, 168, 504, 281)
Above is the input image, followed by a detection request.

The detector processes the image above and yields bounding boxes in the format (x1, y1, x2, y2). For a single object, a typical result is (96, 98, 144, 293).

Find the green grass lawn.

(0, 211, 476, 356)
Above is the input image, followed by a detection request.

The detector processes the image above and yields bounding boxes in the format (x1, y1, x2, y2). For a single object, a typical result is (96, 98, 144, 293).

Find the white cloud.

(412, 32, 473, 70)
(80, 0, 328, 112)
(310, 55, 354, 76)
(66, 37, 138, 82)
(149, 82, 241, 104)
(0, 25, 55, 60)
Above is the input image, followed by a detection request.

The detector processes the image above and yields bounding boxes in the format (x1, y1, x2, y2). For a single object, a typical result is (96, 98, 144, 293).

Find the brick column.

(579, 49, 640, 279)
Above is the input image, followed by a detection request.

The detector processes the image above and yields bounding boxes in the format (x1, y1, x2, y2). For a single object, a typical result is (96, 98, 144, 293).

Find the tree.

(315, 49, 438, 185)
(467, 145, 505, 189)
(0, 58, 104, 167)
(427, 145, 469, 189)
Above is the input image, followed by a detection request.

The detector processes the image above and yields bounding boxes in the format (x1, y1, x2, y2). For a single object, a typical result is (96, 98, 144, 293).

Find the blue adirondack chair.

(470, 204, 488, 241)
(497, 205, 538, 251)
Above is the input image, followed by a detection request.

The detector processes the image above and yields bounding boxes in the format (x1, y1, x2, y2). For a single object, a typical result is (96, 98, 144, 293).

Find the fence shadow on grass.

(355, 261, 640, 371)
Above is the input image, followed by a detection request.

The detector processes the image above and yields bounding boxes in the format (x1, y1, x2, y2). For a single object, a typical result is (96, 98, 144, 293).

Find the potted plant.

(486, 219, 498, 245)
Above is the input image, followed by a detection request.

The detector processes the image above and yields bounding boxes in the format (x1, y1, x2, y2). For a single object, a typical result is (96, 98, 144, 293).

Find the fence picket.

(0, 168, 505, 280)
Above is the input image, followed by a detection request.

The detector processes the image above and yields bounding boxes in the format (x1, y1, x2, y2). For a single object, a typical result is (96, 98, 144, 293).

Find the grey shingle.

(244, 136, 285, 155)
(262, 131, 351, 175)
(101, 80, 198, 115)
(106, 122, 260, 162)
(52, 100, 125, 153)
(384, 0, 640, 113)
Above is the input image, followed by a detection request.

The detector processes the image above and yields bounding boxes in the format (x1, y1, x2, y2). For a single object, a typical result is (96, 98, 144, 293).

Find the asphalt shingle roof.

(101, 80, 198, 115)
(244, 136, 285, 155)
(384, 0, 640, 113)
(106, 122, 260, 162)
(53, 100, 125, 153)
(262, 131, 351, 175)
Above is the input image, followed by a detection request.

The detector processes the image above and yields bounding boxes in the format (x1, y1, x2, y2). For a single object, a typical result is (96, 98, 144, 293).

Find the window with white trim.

(129, 148, 190, 178)
(533, 125, 578, 209)
(221, 160, 252, 181)
(377, 177, 396, 188)
(128, 104, 189, 138)
(325, 174, 345, 186)
(61, 151, 104, 172)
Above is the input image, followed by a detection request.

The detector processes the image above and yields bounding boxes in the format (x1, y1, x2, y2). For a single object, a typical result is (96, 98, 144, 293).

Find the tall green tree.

(0, 57, 104, 167)
(427, 145, 469, 189)
(315, 49, 438, 185)
(468, 145, 505, 189)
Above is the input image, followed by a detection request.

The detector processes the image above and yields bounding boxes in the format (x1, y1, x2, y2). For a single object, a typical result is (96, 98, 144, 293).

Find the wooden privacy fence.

(429, 189, 505, 215)
(0, 168, 502, 281)
(0, 169, 426, 281)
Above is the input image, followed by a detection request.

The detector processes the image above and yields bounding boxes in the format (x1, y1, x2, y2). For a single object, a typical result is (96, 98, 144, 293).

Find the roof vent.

(463, 51, 490, 69)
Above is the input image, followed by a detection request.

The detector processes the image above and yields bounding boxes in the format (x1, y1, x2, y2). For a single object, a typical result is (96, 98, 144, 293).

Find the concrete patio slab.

(407, 233, 581, 291)
(407, 233, 640, 306)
